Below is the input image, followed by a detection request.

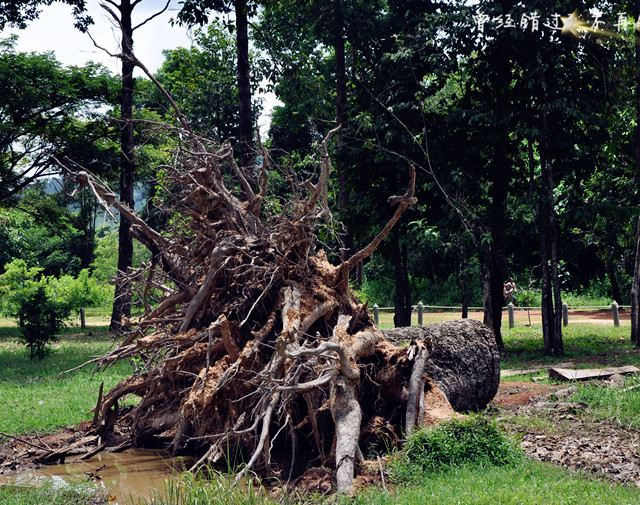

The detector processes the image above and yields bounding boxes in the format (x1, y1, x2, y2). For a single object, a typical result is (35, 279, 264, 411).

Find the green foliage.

(0, 1, 91, 31)
(0, 259, 43, 314)
(0, 37, 116, 203)
(16, 285, 69, 359)
(0, 200, 82, 277)
(90, 229, 149, 286)
(47, 268, 113, 313)
(144, 23, 262, 139)
(392, 417, 522, 482)
(0, 259, 112, 318)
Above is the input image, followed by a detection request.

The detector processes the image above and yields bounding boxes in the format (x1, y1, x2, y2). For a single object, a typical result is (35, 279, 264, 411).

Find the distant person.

(503, 278, 517, 305)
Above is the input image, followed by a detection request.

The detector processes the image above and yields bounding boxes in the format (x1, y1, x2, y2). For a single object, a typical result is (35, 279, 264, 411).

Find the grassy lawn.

(571, 374, 640, 429)
(0, 483, 106, 505)
(501, 324, 640, 369)
(0, 320, 132, 435)
(350, 461, 640, 505)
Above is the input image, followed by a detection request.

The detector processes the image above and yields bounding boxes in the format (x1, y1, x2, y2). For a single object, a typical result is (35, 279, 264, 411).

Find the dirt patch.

(493, 381, 561, 408)
(497, 382, 640, 486)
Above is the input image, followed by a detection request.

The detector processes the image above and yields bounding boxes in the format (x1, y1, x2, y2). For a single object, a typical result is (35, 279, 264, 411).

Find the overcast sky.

(1, 0, 278, 133)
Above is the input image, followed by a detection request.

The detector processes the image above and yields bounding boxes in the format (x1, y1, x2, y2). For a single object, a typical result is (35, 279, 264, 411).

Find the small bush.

(17, 285, 69, 359)
(392, 417, 522, 482)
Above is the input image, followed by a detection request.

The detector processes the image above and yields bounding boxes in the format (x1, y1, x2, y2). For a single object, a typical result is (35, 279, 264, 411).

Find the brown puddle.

(0, 449, 192, 504)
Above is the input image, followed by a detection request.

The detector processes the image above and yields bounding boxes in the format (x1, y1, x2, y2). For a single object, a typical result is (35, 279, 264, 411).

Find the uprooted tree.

(49, 69, 500, 492)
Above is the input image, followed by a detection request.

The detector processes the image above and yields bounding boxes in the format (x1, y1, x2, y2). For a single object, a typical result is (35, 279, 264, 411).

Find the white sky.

(1, 0, 278, 134)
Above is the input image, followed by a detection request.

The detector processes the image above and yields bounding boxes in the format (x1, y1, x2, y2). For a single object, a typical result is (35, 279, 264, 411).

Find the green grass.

(0, 324, 132, 435)
(501, 324, 640, 370)
(138, 461, 640, 505)
(570, 375, 640, 429)
(0, 483, 106, 505)
(349, 461, 640, 505)
(137, 472, 277, 505)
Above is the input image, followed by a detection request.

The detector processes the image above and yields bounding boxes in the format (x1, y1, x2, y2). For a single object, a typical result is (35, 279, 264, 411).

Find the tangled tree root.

(45, 104, 500, 493)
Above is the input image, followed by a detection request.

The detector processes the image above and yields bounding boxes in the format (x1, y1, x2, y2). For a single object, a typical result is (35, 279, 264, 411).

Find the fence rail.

(370, 302, 629, 328)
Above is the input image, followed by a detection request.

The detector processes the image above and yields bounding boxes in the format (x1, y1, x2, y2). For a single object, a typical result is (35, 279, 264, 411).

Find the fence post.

(80, 307, 86, 329)
(612, 301, 620, 327)
(508, 302, 515, 329)
(562, 302, 569, 327)
(373, 304, 380, 327)
(417, 301, 424, 326)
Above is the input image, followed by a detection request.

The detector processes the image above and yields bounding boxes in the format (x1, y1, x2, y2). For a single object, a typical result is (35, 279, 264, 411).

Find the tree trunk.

(487, 164, 508, 352)
(334, 0, 352, 263)
(632, 0, 640, 346)
(393, 240, 412, 327)
(234, 0, 253, 167)
(383, 319, 500, 412)
(481, 248, 492, 329)
(631, 216, 640, 344)
(538, 121, 563, 355)
(606, 260, 622, 306)
(461, 266, 469, 319)
(110, 0, 135, 332)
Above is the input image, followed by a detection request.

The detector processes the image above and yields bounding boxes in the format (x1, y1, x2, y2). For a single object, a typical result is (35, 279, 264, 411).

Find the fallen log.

(383, 319, 501, 411)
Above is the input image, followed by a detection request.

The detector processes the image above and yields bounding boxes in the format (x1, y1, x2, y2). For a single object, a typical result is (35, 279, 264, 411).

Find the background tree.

(0, 37, 116, 204)
(178, 0, 256, 166)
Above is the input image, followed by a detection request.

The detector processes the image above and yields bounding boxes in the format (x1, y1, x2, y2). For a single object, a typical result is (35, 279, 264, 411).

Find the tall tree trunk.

(606, 259, 622, 305)
(632, 0, 640, 345)
(487, 161, 508, 352)
(631, 216, 640, 344)
(234, 0, 253, 167)
(393, 239, 411, 327)
(538, 121, 563, 355)
(334, 0, 352, 263)
(110, 0, 135, 332)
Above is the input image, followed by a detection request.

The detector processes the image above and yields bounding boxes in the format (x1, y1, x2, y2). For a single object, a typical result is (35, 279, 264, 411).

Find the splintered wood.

(55, 116, 495, 494)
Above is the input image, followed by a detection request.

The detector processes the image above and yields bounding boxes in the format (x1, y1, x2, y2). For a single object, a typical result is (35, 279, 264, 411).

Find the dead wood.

(383, 319, 501, 412)
(52, 99, 499, 494)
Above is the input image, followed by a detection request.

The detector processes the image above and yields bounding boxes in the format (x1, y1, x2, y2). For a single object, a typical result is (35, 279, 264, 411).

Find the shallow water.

(0, 449, 191, 504)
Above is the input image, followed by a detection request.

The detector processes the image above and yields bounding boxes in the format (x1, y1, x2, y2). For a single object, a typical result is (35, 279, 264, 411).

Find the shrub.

(17, 285, 69, 359)
(392, 417, 522, 482)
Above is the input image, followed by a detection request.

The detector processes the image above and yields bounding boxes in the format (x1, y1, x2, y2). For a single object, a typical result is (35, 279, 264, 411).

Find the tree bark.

(487, 163, 508, 352)
(632, 0, 640, 346)
(234, 0, 253, 167)
(384, 319, 500, 412)
(461, 266, 469, 319)
(334, 0, 353, 263)
(393, 239, 412, 327)
(110, 0, 135, 332)
(481, 247, 492, 329)
(631, 216, 640, 344)
(538, 118, 563, 355)
(606, 259, 622, 306)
